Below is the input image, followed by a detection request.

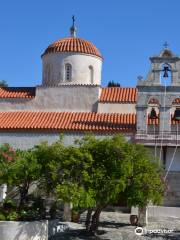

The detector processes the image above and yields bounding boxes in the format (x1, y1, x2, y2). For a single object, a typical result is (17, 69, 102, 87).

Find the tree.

(34, 138, 65, 195)
(33, 134, 164, 232)
(34, 134, 131, 230)
(0, 80, 8, 87)
(76, 134, 132, 233)
(34, 138, 95, 221)
(107, 81, 121, 87)
(0, 147, 41, 208)
(125, 144, 165, 226)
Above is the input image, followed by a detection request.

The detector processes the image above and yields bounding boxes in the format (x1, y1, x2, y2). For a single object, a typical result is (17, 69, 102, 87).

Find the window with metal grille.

(89, 65, 94, 84)
(65, 64, 72, 81)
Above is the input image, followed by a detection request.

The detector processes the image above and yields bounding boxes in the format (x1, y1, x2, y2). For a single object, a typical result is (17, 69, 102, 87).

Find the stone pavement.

(49, 211, 180, 240)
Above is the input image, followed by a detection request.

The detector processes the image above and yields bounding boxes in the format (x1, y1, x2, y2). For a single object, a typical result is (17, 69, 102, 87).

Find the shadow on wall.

(0, 221, 48, 240)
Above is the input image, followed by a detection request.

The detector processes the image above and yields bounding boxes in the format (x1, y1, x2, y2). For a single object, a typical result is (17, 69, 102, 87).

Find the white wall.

(98, 103, 136, 113)
(42, 52, 102, 86)
(0, 86, 100, 112)
(0, 221, 48, 240)
(0, 131, 133, 150)
(166, 147, 180, 171)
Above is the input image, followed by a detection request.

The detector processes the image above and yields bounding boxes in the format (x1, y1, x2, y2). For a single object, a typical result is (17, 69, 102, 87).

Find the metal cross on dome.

(163, 41, 169, 49)
(72, 15, 76, 27)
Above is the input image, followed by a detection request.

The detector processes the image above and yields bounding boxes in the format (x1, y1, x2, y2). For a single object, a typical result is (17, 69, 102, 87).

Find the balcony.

(135, 131, 180, 146)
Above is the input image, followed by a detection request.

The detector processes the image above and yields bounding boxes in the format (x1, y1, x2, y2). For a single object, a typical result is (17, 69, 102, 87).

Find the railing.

(135, 131, 180, 142)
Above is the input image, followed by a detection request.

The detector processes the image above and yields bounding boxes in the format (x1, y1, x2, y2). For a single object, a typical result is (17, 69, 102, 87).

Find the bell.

(174, 108, 180, 120)
(163, 66, 169, 78)
(149, 108, 158, 119)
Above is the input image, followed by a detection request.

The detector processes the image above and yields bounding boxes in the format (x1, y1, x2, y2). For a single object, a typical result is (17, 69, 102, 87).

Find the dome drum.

(42, 37, 102, 86)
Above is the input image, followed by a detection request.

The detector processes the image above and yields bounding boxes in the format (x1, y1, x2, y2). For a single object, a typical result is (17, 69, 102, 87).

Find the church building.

(0, 19, 179, 206)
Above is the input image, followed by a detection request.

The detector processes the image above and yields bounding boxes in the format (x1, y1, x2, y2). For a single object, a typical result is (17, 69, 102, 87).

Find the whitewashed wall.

(166, 147, 180, 171)
(98, 103, 136, 113)
(0, 86, 100, 112)
(42, 52, 102, 86)
(0, 131, 133, 150)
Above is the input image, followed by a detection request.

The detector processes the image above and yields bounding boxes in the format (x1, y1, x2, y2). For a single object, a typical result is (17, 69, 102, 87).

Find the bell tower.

(138, 44, 180, 86)
(136, 45, 180, 134)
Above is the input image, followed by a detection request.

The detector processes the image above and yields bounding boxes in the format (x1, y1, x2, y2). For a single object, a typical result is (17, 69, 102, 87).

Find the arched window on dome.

(89, 66, 94, 84)
(65, 63, 72, 82)
(45, 64, 51, 84)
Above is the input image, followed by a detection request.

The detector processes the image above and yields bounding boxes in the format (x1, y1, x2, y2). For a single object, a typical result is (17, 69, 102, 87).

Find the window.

(45, 64, 51, 83)
(89, 66, 94, 84)
(65, 64, 72, 81)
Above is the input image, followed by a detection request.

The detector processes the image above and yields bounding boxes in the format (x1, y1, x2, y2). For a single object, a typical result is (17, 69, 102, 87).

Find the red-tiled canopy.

(148, 98, 159, 105)
(0, 87, 35, 99)
(100, 87, 137, 103)
(0, 111, 136, 132)
(172, 98, 180, 104)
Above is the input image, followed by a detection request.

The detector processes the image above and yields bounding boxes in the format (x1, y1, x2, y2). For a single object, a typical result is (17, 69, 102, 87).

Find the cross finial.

(70, 15, 77, 37)
(72, 15, 75, 27)
(163, 41, 169, 49)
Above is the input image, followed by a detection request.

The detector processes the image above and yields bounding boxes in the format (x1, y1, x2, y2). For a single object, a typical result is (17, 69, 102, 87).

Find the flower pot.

(130, 214, 138, 226)
(71, 212, 80, 223)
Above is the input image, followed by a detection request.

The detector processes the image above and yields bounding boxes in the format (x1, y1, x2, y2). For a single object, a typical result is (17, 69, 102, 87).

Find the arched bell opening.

(171, 98, 180, 133)
(147, 98, 160, 133)
(160, 63, 172, 86)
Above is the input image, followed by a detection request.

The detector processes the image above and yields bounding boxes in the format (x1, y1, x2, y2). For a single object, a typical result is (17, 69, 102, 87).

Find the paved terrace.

(50, 211, 180, 240)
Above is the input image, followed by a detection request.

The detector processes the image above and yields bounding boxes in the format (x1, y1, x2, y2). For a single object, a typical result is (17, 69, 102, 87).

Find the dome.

(43, 37, 102, 59)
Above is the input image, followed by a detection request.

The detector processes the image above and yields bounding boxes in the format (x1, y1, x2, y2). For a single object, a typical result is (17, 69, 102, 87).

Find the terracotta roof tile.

(0, 111, 136, 132)
(100, 87, 137, 103)
(0, 87, 35, 99)
(43, 37, 102, 59)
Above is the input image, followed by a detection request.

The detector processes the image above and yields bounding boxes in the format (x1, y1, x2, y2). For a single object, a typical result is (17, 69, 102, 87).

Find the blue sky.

(0, 0, 179, 87)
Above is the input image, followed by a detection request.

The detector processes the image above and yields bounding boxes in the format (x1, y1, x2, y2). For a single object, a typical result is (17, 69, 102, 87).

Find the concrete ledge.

(0, 220, 48, 240)
(131, 206, 180, 218)
(148, 206, 180, 218)
(0, 220, 71, 240)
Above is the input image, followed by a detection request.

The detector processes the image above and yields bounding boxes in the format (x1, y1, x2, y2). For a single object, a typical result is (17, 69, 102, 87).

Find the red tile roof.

(0, 87, 35, 99)
(100, 87, 137, 103)
(0, 112, 136, 132)
(43, 37, 102, 58)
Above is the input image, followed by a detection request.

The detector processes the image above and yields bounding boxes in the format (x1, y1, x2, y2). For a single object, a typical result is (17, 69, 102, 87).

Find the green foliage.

(125, 144, 165, 208)
(0, 148, 41, 207)
(107, 81, 121, 87)
(34, 137, 65, 194)
(0, 212, 6, 220)
(0, 134, 164, 225)
(76, 134, 132, 208)
(3, 198, 16, 210)
(0, 199, 19, 221)
(0, 80, 8, 87)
